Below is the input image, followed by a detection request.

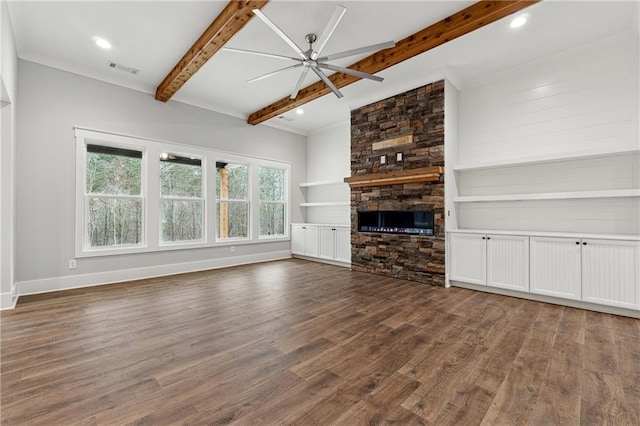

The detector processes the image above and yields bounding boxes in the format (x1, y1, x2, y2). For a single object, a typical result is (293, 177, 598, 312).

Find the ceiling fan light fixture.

(245, 5, 393, 100)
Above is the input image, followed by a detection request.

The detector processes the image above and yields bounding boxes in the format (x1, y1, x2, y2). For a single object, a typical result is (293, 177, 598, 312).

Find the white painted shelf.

(454, 189, 640, 203)
(299, 180, 346, 187)
(299, 201, 350, 207)
(453, 148, 640, 172)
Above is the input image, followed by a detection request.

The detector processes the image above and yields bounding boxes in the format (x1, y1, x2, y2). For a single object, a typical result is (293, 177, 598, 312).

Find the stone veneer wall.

(350, 80, 445, 286)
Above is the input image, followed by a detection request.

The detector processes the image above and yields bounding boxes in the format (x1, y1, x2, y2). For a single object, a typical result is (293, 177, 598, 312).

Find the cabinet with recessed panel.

(449, 232, 529, 291)
(449, 230, 640, 315)
(292, 223, 350, 266)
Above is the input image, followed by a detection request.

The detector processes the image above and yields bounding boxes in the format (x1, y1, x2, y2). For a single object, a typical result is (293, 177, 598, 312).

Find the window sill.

(76, 237, 291, 258)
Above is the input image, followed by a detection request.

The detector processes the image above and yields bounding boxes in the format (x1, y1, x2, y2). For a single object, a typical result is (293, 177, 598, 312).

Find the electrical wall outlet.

(230, 246, 236, 253)
(380, 155, 386, 164)
(396, 152, 403, 161)
(68, 259, 77, 269)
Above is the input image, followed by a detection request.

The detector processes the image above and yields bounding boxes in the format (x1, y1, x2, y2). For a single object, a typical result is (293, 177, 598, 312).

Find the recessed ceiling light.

(510, 14, 529, 29)
(295, 108, 304, 115)
(94, 37, 112, 49)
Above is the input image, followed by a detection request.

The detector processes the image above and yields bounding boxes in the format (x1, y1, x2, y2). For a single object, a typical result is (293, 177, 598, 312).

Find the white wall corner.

(307, 119, 350, 137)
(261, 119, 309, 137)
(442, 66, 463, 91)
(0, 285, 17, 310)
(15, 251, 292, 299)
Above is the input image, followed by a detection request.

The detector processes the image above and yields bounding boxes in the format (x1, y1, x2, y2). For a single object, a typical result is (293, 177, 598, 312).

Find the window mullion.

(146, 147, 160, 249)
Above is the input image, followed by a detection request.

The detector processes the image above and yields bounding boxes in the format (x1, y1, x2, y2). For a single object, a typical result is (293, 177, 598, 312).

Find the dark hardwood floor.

(1, 259, 639, 425)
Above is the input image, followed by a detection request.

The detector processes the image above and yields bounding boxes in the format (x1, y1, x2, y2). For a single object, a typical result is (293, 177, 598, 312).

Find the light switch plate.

(380, 155, 386, 164)
(396, 152, 403, 161)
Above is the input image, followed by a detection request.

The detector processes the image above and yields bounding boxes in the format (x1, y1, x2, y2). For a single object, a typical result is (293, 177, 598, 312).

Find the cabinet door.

(305, 225, 319, 257)
(486, 235, 529, 292)
(530, 237, 581, 300)
(449, 233, 486, 285)
(582, 239, 640, 310)
(318, 227, 336, 260)
(291, 225, 306, 255)
(334, 227, 351, 264)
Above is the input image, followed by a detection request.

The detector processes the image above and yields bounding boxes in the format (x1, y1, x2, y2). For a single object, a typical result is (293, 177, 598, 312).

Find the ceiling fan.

(223, 5, 395, 99)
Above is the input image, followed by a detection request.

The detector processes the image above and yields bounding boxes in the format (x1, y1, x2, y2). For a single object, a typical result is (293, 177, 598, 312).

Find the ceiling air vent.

(108, 61, 140, 75)
(278, 116, 294, 122)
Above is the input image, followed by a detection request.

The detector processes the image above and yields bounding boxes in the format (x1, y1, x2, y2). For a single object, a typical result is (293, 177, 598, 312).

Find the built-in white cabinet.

(487, 234, 530, 292)
(449, 233, 486, 285)
(449, 232, 529, 291)
(449, 230, 640, 315)
(291, 224, 306, 255)
(291, 224, 318, 257)
(334, 227, 351, 264)
(319, 227, 336, 260)
(319, 226, 351, 263)
(530, 237, 640, 309)
(581, 239, 640, 310)
(291, 223, 350, 266)
(530, 237, 582, 301)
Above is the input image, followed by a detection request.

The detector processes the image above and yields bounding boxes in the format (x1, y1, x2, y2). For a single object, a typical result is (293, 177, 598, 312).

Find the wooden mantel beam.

(248, 0, 540, 125)
(156, 0, 269, 102)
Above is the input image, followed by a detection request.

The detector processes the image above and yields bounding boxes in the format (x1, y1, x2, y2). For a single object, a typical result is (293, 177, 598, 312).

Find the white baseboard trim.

(451, 280, 640, 319)
(15, 251, 292, 300)
(0, 285, 17, 310)
(292, 254, 351, 268)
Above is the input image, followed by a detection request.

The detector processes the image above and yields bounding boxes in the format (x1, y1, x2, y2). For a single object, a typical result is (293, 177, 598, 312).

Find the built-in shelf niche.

(299, 180, 345, 188)
(454, 189, 640, 203)
(454, 148, 640, 172)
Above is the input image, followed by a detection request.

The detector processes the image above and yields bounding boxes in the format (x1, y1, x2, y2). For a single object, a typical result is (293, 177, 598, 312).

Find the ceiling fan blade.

(310, 5, 347, 60)
(222, 47, 302, 62)
(252, 9, 307, 60)
(317, 63, 384, 82)
(310, 67, 343, 99)
(290, 67, 311, 99)
(248, 63, 303, 84)
(317, 41, 395, 62)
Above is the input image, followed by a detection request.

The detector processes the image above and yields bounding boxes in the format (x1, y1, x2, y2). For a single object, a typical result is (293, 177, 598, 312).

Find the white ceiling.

(6, 1, 639, 135)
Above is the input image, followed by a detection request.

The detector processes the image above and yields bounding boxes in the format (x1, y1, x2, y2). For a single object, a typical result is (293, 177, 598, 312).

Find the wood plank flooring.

(1, 259, 639, 425)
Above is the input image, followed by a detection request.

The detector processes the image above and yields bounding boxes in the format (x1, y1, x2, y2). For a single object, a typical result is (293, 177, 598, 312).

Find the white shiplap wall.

(459, 32, 638, 164)
(458, 154, 639, 196)
(304, 122, 351, 225)
(456, 32, 640, 235)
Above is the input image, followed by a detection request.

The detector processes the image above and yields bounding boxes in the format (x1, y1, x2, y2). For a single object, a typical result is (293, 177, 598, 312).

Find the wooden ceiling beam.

(155, 0, 269, 102)
(247, 0, 540, 125)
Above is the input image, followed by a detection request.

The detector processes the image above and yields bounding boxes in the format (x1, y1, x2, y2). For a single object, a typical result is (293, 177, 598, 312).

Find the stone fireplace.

(349, 80, 445, 286)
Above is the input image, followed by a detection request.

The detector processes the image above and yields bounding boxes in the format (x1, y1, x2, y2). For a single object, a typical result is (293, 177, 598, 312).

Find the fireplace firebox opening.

(358, 210, 434, 235)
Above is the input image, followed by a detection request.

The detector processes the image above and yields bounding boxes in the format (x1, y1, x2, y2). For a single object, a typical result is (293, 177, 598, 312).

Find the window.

(75, 128, 290, 257)
(85, 144, 143, 248)
(216, 162, 249, 239)
(259, 167, 286, 237)
(160, 153, 203, 243)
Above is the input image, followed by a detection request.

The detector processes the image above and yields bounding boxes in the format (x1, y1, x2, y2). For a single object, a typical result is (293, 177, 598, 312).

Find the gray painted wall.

(1, 1, 19, 303)
(16, 60, 306, 282)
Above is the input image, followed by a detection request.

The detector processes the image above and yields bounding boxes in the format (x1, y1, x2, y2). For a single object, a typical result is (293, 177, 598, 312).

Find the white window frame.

(258, 165, 289, 239)
(159, 151, 206, 246)
(76, 131, 148, 257)
(215, 160, 251, 242)
(74, 127, 291, 258)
